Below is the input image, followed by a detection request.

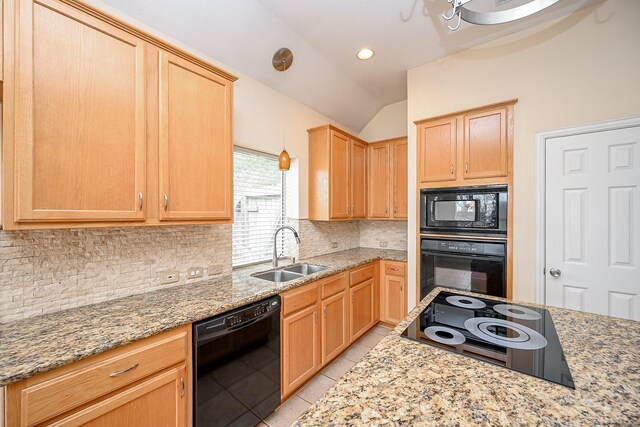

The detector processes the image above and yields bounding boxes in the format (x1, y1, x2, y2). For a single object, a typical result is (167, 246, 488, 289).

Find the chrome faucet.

(273, 226, 300, 268)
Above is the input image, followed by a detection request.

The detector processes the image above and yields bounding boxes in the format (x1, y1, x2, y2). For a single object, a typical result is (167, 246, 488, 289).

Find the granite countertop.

(0, 248, 406, 386)
(295, 288, 640, 426)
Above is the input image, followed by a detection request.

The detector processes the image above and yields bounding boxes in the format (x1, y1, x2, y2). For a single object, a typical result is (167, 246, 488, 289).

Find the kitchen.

(1, 0, 639, 426)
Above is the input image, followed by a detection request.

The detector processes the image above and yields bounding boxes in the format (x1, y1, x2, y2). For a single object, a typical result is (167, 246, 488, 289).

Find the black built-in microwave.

(420, 185, 507, 236)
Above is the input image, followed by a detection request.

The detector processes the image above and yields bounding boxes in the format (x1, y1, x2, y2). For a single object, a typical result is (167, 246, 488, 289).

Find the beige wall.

(407, 0, 640, 307)
(359, 100, 408, 141)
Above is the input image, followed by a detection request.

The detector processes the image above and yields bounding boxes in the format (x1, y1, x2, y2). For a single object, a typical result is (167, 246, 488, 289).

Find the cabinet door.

(350, 140, 367, 218)
(368, 143, 390, 218)
(321, 291, 349, 366)
(159, 52, 233, 220)
(418, 118, 457, 183)
(350, 279, 375, 342)
(463, 107, 508, 179)
(53, 366, 187, 427)
(329, 131, 351, 219)
(282, 304, 320, 397)
(10, 0, 146, 222)
(381, 275, 406, 325)
(392, 140, 408, 219)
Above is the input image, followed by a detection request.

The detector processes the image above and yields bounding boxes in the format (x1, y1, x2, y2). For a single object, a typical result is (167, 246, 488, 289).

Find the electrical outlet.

(188, 267, 203, 279)
(331, 242, 338, 249)
(379, 241, 388, 248)
(160, 271, 179, 285)
(208, 265, 223, 277)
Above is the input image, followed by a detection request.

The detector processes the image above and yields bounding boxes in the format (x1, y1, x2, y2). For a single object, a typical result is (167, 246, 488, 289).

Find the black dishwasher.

(193, 296, 281, 427)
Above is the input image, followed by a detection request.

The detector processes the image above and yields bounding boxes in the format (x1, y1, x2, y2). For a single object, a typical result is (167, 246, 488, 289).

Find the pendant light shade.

(278, 148, 291, 171)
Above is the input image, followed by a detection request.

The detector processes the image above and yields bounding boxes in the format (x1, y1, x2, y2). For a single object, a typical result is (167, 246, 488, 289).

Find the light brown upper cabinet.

(350, 140, 368, 218)
(308, 125, 368, 220)
(416, 100, 515, 187)
(4, 0, 147, 224)
(393, 139, 408, 218)
(368, 137, 407, 220)
(2, 0, 237, 230)
(159, 52, 233, 221)
(464, 107, 508, 179)
(418, 118, 457, 183)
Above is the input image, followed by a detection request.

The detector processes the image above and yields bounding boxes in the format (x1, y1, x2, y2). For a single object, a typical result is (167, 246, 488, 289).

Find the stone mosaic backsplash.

(359, 220, 408, 251)
(0, 225, 232, 322)
(0, 220, 407, 322)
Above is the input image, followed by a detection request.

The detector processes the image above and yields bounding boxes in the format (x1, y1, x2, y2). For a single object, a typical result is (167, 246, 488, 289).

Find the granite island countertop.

(294, 288, 640, 426)
(0, 248, 406, 386)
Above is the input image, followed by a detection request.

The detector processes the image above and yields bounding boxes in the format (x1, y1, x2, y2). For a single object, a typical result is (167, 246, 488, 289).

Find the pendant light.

(272, 48, 293, 171)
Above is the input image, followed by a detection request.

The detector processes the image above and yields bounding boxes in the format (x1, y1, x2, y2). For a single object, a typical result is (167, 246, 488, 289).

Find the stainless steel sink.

(283, 263, 329, 275)
(252, 263, 329, 283)
(252, 270, 304, 283)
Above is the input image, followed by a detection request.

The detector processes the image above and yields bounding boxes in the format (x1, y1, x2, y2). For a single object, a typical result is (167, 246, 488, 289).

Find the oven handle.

(421, 251, 505, 262)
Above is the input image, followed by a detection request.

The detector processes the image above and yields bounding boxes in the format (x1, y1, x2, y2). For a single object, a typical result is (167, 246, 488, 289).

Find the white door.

(545, 124, 640, 320)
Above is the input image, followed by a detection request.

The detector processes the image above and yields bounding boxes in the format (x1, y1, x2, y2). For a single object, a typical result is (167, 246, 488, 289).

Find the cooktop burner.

(401, 291, 575, 388)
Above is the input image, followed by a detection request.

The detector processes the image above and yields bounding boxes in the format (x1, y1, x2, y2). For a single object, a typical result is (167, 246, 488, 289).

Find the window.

(232, 148, 286, 267)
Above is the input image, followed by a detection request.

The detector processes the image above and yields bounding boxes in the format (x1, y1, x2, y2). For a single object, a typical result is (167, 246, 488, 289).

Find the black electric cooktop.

(401, 291, 575, 388)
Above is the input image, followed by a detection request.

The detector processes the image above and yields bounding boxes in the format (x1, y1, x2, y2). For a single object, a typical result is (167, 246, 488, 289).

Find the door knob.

(549, 268, 561, 278)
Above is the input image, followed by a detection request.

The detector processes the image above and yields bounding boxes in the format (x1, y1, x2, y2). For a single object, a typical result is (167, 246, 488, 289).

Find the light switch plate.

(160, 271, 179, 285)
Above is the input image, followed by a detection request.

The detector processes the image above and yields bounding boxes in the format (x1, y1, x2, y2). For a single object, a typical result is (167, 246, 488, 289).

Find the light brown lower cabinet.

(380, 261, 408, 326)
(349, 278, 376, 342)
(6, 325, 191, 427)
(281, 263, 382, 399)
(46, 365, 187, 427)
(321, 290, 349, 365)
(281, 303, 320, 398)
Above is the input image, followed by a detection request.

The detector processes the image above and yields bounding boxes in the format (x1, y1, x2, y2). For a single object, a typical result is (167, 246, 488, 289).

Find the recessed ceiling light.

(356, 48, 375, 60)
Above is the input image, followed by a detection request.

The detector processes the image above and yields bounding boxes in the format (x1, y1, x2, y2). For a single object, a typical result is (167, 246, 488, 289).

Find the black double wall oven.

(420, 185, 508, 300)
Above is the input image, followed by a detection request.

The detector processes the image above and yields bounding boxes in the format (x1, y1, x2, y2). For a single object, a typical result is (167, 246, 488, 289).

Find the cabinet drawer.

(350, 263, 375, 286)
(282, 282, 318, 317)
(21, 328, 188, 426)
(320, 273, 348, 299)
(385, 261, 405, 277)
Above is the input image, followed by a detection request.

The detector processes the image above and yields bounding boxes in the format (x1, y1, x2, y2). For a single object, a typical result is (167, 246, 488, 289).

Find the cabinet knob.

(163, 193, 169, 211)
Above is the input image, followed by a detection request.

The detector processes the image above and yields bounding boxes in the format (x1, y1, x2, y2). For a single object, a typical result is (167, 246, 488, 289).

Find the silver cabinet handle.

(450, 164, 454, 175)
(139, 192, 144, 211)
(314, 311, 318, 323)
(390, 268, 399, 271)
(465, 162, 469, 173)
(109, 363, 139, 377)
(549, 268, 562, 278)
(163, 193, 169, 211)
(385, 206, 388, 214)
(180, 376, 185, 397)
(323, 306, 327, 318)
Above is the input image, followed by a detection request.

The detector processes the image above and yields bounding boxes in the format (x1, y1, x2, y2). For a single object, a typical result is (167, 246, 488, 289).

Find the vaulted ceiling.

(90, 0, 598, 131)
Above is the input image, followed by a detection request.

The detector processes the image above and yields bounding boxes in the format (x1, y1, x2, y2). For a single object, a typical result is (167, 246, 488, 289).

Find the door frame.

(534, 116, 640, 305)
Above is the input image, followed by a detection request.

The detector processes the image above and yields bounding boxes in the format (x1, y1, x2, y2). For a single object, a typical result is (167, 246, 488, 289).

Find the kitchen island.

(294, 288, 640, 426)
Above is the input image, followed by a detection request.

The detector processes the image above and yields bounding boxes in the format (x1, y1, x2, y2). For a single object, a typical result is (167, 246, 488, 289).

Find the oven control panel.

(438, 241, 484, 253)
(422, 238, 506, 257)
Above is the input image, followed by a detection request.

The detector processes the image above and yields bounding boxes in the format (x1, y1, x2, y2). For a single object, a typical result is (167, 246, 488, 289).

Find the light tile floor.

(262, 324, 393, 427)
